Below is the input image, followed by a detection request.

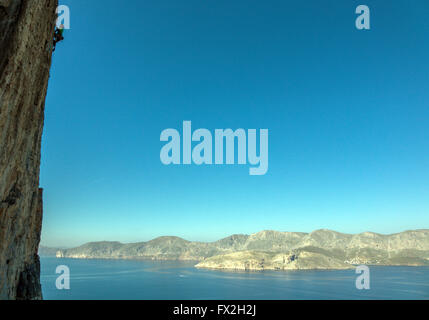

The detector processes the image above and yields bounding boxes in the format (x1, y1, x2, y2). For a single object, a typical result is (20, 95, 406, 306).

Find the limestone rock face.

(0, 0, 57, 300)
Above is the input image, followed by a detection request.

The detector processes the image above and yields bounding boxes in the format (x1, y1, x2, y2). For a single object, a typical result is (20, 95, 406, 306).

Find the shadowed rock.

(0, 0, 57, 300)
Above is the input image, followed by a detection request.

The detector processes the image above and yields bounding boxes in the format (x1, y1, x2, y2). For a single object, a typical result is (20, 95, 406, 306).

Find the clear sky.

(41, 0, 429, 247)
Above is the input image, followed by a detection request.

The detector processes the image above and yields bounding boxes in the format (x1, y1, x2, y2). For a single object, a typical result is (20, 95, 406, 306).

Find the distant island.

(47, 229, 429, 271)
(39, 246, 65, 257)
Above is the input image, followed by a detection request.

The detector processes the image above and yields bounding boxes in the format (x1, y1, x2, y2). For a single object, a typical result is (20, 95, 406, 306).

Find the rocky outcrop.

(56, 229, 429, 270)
(38, 245, 61, 257)
(195, 248, 354, 271)
(0, 0, 57, 300)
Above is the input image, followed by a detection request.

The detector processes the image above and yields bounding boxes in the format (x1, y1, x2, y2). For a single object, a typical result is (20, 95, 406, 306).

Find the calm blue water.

(40, 257, 429, 300)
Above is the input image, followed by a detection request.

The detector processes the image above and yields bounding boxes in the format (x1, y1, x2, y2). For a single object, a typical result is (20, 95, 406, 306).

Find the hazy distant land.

(46, 229, 429, 271)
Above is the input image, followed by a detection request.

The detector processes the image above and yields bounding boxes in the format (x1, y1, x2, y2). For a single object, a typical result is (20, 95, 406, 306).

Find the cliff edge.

(0, 0, 57, 300)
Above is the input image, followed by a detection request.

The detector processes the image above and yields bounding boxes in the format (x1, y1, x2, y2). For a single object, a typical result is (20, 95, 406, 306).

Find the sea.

(40, 257, 429, 300)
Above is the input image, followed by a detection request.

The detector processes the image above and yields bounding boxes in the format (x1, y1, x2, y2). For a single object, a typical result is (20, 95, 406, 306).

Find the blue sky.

(41, 0, 429, 247)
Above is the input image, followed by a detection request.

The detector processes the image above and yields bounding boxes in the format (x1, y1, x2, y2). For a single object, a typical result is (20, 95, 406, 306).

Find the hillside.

(56, 229, 429, 270)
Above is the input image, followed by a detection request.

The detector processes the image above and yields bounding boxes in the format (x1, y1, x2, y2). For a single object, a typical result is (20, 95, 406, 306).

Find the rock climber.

(53, 24, 65, 52)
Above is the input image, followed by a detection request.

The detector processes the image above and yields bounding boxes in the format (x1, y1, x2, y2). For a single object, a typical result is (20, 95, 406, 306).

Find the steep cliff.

(0, 0, 57, 300)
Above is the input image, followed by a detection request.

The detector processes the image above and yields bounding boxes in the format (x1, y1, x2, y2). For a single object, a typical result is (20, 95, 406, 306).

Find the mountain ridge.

(54, 229, 429, 270)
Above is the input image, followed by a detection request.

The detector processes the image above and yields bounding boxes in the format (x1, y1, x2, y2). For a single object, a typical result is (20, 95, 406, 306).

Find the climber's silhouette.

(53, 24, 65, 52)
